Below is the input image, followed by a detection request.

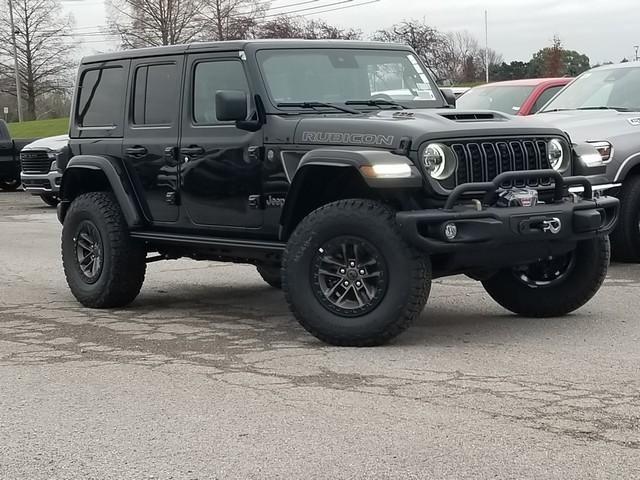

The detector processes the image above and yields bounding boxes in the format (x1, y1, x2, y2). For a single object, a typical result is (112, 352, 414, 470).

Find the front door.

(123, 56, 183, 223)
(179, 53, 263, 228)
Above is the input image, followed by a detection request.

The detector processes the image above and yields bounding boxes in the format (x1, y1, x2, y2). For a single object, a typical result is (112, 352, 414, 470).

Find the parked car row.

(2, 40, 639, 345)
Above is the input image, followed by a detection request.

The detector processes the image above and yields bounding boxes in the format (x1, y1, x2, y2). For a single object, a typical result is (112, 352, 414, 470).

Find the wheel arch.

(613, 152, 640, 182)
(58, 155, 144, 227)
(279, 149, 422, 240)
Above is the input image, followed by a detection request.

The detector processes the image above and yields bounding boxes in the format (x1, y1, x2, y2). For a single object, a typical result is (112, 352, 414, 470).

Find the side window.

(133, 63, 179, 125)
(532, 86, 563, 113)
(193, 60, 249, 124)
(76, 67, 125, 128)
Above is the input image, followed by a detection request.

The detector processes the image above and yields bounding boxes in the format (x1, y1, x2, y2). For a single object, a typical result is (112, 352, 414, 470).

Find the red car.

(456, 78, 573, 116)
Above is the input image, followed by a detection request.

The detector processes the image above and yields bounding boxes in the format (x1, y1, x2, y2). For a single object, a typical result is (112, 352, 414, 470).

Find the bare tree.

(373, 20, 448, 74)
(254, 16, 360, 40)
(108, 0, 209, 48)
(202, 0, 265, 41)
(0, 0, 75, 120)
(439, 31, 502, 83)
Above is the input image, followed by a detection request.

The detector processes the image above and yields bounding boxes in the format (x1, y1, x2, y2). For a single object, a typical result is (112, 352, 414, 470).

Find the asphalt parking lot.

(0, 190, 639, 479)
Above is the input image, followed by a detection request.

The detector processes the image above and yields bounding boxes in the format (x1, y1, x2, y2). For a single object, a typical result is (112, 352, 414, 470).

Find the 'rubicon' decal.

(628, 117, 640, 126)
(302, 131, 395, 147)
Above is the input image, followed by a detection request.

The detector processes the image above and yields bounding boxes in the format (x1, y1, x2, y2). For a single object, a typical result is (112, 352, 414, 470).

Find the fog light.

(444, 223, 458, 240)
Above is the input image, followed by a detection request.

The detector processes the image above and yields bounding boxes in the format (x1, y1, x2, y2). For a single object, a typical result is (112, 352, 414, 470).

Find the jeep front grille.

(447, 139, 553, 187)
(20, 151, 51, 174)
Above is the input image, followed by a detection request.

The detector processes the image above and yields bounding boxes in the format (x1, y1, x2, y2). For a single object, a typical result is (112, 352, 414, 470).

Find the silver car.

(536, 62, 640, 261)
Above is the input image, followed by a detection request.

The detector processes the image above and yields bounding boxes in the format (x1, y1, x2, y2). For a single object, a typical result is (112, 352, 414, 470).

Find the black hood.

(286, 109, 568, 151)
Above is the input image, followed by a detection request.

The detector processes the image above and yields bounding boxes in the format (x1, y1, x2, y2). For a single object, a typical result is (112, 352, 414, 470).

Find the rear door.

(123, 56, 184, 223)
(178, 53, 263, 228)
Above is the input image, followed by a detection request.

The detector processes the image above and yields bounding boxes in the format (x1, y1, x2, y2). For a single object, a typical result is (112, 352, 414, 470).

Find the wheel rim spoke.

(74, 221, 103, 283)
(514, 252, 576, 288)
(312, 235, 388, 317)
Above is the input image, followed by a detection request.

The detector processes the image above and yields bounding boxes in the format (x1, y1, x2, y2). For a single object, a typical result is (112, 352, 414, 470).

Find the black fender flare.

(279, 149, 422, 239)
(294, 148, 422, 189)
(59, 155, 144, 227)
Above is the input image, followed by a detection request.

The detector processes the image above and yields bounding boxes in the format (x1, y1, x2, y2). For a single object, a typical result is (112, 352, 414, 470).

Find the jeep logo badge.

(542, 218, 562, 234)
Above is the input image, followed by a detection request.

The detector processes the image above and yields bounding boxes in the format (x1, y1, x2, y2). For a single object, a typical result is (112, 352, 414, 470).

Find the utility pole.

(484, 10, 489, 83)
(8, 0, 24, 122)
(635, 45, 639, 62)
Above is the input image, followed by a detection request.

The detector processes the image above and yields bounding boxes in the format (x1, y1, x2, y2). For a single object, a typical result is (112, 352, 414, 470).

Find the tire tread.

(283, 199, 430, 346)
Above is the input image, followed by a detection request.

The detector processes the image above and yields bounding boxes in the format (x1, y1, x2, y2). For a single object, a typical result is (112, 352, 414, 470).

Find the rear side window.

(133, 63, 179, 125)
(76, 67, 125, 128)
(193, 61, 249, 124)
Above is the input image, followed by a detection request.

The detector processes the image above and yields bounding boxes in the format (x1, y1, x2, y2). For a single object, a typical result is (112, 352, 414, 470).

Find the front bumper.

(20, 171, 61, 195)
(397, 170, 620, 255)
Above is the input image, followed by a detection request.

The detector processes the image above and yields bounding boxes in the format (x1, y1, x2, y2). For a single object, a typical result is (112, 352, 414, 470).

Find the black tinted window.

(133, 63, 179, 125)
(531, 86, 563, 113)
(77, 67, 125, 127)
(193, 61, 249, 124)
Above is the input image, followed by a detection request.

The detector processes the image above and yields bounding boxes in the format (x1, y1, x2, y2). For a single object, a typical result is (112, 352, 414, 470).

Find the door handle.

(180, 146, 204, 156)
(126, 146, 148, 157)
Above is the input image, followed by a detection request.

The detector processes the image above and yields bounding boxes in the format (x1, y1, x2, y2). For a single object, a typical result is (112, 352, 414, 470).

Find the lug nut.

(339, 268, 346, 274)
(356, 281, 362, 287)
(359, 269, 365, 275)
(343, 281, 350, 286)
(349, 261, 356, 267)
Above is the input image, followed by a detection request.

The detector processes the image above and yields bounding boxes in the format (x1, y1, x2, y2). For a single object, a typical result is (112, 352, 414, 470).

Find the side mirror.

(215, 90, 248, 122)
(440, 88, 456, 108)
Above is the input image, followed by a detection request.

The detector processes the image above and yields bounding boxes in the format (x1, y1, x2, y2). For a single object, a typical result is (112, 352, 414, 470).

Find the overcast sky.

(61, 0, 640, 65)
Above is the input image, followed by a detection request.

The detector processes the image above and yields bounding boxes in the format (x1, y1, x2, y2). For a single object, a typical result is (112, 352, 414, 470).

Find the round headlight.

(423, 143, 456, 180)
(548, 139, 564, 171)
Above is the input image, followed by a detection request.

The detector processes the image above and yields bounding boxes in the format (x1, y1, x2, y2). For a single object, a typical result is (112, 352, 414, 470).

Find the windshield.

(542, 66, 640, 112)
(456, 85, 535, 114)
(256, 49, 444, 109)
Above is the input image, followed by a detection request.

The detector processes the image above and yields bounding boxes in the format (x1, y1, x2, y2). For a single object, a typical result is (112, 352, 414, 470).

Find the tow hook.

(541, 218, 562, 234)
(519, 217, 563, 235)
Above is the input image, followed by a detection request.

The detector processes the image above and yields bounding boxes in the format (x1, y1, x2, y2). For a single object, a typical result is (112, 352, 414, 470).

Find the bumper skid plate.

(397, 169, 620, 254)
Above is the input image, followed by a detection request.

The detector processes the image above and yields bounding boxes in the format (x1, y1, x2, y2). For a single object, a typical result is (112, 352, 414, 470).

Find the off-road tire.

(610, 175, 640, 262)
(62, 192, 146, 308)
(482, 236, 610, 317)
(283, 199, 431, 347)
(40, 193, 60, 207)
(256, 264, 282, 289)
(0, 179, 20, 191)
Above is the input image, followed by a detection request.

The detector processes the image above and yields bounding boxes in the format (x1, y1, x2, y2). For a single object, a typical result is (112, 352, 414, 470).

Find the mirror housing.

(440, 88, 457, 108)
(216, 90, 248, 122)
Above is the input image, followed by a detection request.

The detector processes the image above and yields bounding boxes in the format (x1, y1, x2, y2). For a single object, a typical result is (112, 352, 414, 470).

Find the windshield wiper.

(276, 102, 360, 114)
(345, 99, 408, 110)
(576, 106, 632, 112)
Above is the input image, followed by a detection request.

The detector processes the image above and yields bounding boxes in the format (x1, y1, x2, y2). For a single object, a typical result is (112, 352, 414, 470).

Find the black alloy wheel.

(311, 236, 388, 317)
(74, 219, 104, 283)
(512, 252, 576, 288)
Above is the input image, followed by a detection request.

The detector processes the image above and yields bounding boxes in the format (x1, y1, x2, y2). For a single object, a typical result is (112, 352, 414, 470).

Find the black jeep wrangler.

(57, 40, 619, 346)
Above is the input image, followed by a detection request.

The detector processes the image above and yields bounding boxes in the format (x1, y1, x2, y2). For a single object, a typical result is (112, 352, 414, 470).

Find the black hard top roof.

(81, 39, 413, 64)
